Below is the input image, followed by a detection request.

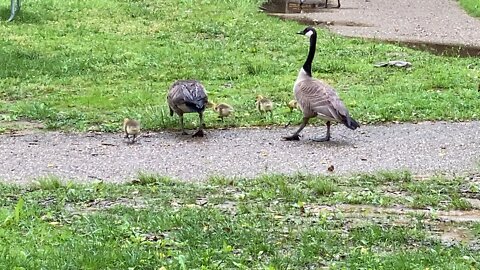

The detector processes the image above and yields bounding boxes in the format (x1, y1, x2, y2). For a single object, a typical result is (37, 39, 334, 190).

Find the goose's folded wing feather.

(169, 80, 207, 104)
(295, 79, 350, 121)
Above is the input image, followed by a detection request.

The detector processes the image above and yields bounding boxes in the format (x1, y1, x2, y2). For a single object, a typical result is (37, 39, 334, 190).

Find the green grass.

(0, 0, 479, 132)
(459, 0, 480, 17)
(0, 171, 479, 268)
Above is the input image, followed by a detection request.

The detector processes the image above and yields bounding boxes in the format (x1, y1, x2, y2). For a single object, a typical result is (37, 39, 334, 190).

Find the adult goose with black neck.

(283, 26, 359, 142)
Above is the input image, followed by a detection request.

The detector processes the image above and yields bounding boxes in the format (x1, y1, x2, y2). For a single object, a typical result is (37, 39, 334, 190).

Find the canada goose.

(167, 80, 208, 137)
(283, 26, 359, 142)
(123, 118, 140, 143)
(210, 102, 234, 121)
(256, 95, 274, 116)
(287, 100, 299, 112)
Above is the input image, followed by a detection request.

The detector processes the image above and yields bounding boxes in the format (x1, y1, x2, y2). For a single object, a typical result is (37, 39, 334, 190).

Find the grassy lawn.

(459, 0, 480, 17)
(0, 171, 479, 269)
(0, 0, 479, 132)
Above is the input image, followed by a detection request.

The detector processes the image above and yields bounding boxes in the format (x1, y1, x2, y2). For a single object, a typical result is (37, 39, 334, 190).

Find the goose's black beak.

(296, 31, 303, 35)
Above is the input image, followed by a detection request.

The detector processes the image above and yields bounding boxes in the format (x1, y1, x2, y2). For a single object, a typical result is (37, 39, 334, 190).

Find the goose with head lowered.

(283, 26, 359, 142)
(167, 80, 208, 137)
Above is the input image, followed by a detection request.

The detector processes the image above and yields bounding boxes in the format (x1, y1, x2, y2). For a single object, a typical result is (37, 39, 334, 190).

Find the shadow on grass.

(0, 7, 47, 24)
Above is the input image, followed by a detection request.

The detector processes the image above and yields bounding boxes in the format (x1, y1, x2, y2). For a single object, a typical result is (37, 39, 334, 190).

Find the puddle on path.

(261, 0, 480, 57)
(381, 39, 480, 57)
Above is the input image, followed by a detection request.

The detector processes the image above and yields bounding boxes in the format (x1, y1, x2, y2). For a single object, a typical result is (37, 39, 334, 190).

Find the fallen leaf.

(327, 165, 335, 172)
(49, 221, 62, 226)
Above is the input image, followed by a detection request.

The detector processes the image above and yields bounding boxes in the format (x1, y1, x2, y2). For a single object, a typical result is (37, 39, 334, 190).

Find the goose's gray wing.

(168, 80, 208, 113)
(295, 79, 350, 122)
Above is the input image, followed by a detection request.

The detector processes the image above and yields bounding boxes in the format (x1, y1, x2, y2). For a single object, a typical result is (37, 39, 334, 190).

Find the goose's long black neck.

(302, 32, 317, 77)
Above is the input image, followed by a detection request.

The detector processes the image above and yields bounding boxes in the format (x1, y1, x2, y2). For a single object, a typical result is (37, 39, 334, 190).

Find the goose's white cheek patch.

(305, 30, 314, 37)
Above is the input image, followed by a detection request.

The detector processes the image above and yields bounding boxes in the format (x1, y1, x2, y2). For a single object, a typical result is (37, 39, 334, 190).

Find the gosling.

(256, 95, 274, 116)
(287, 100, 298, 112)
(123, 118, 141, 143)
(210, 102, 234, 121)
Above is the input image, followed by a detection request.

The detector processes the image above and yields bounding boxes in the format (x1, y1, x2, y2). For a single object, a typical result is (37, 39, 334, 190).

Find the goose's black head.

(297, 26, 316, 37)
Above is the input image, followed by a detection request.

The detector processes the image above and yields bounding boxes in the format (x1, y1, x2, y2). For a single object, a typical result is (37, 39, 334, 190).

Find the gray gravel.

(273, 0, 480, 48)
(0, 121, 479, 184)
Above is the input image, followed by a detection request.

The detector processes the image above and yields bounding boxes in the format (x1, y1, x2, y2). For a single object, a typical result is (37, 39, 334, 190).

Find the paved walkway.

(272, 0, 480, 52)
(1, 121, 479, 183)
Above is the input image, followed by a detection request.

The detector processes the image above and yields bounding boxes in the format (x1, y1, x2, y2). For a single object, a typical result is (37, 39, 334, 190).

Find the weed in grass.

(472, 223, 480, 237)
(1, 197, 24, 227)
(377, 170, 413, 183)
(450, 195, 472, 210)
(208, 175, 236, 186)
(31, 176, 64, 191)
(352, 170, 412, 186)
(246, 174, 308, 202)
(459, 0, 480, 17)
(307, 176, 338, 196)
(349, 223, 427, 247)
(341, 246, 477, 270)
(410, 194, 443, 209)
(134, 172, 173, 186)
(341, 187, 396, 206)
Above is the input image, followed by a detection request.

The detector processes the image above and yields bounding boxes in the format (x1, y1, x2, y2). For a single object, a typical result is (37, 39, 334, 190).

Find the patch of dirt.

(434, 223, 475, 246)
(304, 203, 480, 222)
(465, 198, 480, 209)
(215, 200, 237, 215)
(460, 174, 480, 201)
(169, 196, 238, 215)
(0, 119, 45, 134)
(303, 203, 480, 248)
(65, 197, 147, 215)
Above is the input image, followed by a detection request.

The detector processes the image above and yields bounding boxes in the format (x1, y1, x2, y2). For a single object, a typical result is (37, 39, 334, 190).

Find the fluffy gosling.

(210, 102, 234, 121)
(287, 99, 299, 112)
(256, 95, 274, 116)
(123, 118, 141, 143)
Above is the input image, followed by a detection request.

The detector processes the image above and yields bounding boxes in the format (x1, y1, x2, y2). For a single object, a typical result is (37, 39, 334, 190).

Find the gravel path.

(272, 0, 480, 50)
(1, 121, 479, 184)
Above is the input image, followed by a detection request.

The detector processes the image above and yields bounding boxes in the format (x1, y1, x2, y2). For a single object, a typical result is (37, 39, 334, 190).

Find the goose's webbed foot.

(192, 129, 204, 137)
(312, 135, 330, 142)
(283, 134, 300, 141)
